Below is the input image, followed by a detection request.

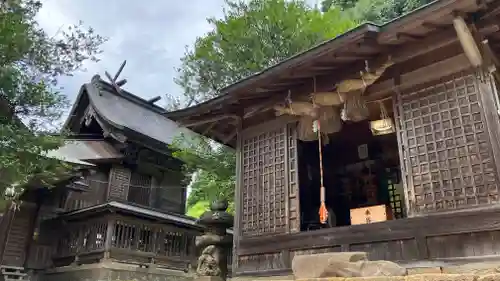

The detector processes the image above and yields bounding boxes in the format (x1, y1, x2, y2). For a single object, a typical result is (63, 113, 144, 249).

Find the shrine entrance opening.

(297, 102, 406, 232)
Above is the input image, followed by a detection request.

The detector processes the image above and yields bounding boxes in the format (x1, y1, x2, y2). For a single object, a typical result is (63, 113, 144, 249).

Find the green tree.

(169, 0, 358, 217)
(322, 0, 434, 24)
(0, 0, 106, 197)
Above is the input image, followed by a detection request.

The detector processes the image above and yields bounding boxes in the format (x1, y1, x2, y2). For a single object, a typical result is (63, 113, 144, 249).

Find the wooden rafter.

(422, 22, 449, 30)
(181, 114, 240, 127)
(243, 95, 287, 119)
(366, 53, 470, 101)
(202, 122, 217, 135)
(396, 32, 425, 41)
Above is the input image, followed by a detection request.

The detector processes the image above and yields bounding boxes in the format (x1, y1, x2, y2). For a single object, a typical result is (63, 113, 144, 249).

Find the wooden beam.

(171, 20, 499, 125)
(422, 22, 449, 30)
(309, 65, 341, 71)
(389, 22, 497, 64)
(366, 53, 470, 100)
(482, 39, 500, 83)
(255, 22, 498, 99)
(181, 114, 240, 127)
(202, 122, 217, 135)
(339, 39, 382, 55)
(377, 0, 481, 44)
(223, 129, 238, 145)
(231, 22, 500, 120)
(243, 95, 287, 119)
(321, 53, 372, 62)
(397, 32, 425, 41)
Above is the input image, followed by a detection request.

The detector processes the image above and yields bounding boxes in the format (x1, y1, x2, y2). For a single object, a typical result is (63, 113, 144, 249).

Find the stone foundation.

(230, 260, 500, 281)
(40, 261, 193, 281)
(295, 275, 500, 281)
(232, 274, 500, 281)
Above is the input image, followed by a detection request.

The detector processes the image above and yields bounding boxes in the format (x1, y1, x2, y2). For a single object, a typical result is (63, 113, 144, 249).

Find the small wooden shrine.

(167, 0, 500, 277)
(0, 70, 220, 281)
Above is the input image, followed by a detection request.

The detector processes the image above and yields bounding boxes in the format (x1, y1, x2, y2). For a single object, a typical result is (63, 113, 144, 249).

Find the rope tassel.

(314, 119, 328, 224)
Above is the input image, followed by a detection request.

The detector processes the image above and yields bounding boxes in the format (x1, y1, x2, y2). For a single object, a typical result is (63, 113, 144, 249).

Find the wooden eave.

(52, 201, 204, 229)
(166, 0, 500, 148)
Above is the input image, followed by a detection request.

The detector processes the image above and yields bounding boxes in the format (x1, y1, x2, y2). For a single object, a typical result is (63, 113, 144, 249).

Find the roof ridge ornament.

(104, 60, 128, 94)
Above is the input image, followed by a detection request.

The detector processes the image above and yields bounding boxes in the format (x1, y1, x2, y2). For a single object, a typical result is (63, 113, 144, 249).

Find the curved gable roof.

(64, 76, 192, 146)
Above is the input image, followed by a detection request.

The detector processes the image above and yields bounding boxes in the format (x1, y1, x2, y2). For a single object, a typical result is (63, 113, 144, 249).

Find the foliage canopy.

(170, 0, 358, 217)
(0, 0, 105, 197)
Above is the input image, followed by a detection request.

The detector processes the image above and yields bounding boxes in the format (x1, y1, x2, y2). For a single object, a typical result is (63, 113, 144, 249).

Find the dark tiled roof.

(66, 76, 192, 145)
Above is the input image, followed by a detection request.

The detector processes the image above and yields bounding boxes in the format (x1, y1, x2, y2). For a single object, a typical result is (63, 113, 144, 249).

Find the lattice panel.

(108, 165, 132, 200)
(128, 172, 152, 206)
(241, 126, 288, 236)
(394, 74, 500, 214)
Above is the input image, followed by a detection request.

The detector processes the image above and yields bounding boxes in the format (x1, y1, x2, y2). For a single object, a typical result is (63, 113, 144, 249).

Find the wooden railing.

(51, 214, 205, 271)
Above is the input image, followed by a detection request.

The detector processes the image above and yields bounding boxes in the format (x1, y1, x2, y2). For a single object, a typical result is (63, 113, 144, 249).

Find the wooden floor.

(234, 205, 500, 276)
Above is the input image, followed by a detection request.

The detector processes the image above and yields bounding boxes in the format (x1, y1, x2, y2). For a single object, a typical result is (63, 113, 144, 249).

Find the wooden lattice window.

(394, 73, 500, 215)
(241, 125, 289, 236)
(65, 172, 109, 211)
(108, 166, 132, 200)
(128, 172, 152, 206)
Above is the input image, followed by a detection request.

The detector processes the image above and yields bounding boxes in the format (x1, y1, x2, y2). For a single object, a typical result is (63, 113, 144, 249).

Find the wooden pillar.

(103, 216, 115, 259)
(476, 72, 500, 189)
(232, 118, 242, 274)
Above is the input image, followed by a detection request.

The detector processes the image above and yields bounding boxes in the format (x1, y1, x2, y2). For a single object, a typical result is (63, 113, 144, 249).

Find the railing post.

(104, 216, 115, 260)
(195, 200, 234, 281)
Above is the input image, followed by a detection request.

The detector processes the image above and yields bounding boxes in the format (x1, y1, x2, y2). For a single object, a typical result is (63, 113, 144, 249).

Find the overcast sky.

(36, 0, 228, 110)
(37, 0, 319, 112)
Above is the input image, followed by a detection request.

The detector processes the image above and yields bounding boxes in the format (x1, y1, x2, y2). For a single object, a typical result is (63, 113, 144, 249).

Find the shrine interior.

(297, 100, 405, 231)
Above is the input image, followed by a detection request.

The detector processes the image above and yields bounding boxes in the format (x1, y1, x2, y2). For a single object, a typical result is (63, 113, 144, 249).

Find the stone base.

(296, 274, 500, 281)
(40, 261, 193, 281)
(195, 276, 225, 281)
(292, 252, 406, 278)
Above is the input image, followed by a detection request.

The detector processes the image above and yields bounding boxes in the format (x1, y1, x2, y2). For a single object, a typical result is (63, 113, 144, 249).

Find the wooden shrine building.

(167, 0, 500, 277)
(0, 75, 219, 281)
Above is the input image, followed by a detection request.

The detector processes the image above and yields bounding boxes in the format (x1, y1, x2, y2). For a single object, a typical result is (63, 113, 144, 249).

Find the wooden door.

(394, 72, 500, 216)
(239, 120, 300, 237)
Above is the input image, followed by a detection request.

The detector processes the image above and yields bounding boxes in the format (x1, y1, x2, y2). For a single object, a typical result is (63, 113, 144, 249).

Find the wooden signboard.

(350, 204, 393, 225)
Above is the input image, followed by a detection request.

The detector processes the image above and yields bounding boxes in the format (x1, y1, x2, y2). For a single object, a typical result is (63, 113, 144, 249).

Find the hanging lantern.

(370, 100, 395, 136)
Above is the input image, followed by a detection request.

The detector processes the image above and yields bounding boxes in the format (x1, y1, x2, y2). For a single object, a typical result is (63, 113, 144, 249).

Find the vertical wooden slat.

(477, 73, 500, 198)
(287, 122, 300, 233)
(233, 121, 243, 272)
(393, 91, 413, 217)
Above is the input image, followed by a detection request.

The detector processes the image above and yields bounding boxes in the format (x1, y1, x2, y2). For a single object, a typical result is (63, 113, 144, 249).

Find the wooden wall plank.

(233, 206, 500, 275)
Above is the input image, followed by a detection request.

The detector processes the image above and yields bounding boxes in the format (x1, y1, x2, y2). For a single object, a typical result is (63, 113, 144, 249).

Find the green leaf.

(169, 0, 358, 213)
(0, 0, 106, 198)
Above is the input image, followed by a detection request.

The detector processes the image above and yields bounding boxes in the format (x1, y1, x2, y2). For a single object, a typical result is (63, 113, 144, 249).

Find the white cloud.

(36, 0, 322, 113)
(36, 0, 227, 110)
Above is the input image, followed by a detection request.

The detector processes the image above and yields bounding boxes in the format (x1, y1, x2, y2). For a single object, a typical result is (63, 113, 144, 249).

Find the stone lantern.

(195, 200, 233, 281)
